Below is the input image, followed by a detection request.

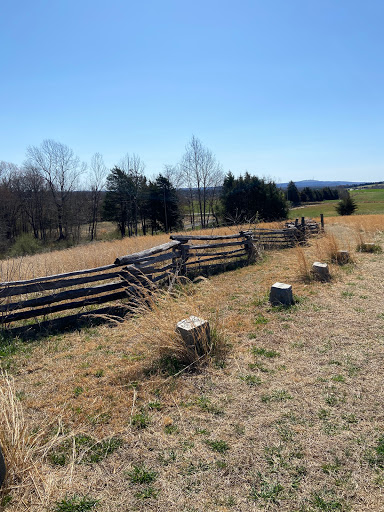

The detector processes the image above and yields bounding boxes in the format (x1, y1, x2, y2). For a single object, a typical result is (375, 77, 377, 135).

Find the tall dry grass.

(0, 223, 276, 283)
(117, 274, 226, 376)
(314, 232, 341, 262)
(294, 245, 312, 282)
(326, 213, 384, 233)
(0, 372, 52, 508)
(293, 216, 378, 281)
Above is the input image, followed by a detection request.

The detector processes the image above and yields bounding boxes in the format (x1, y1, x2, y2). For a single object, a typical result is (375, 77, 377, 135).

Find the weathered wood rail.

(253, 216, 322, 248)
(0, 219, 320, 325)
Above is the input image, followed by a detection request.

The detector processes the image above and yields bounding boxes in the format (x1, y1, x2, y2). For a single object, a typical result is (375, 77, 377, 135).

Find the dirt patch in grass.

(2, 216, 384, 510)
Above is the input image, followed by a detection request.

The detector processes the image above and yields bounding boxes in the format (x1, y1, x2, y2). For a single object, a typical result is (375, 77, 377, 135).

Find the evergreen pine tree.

(287, 181, 301, 205)
(335, 192, 358, 216)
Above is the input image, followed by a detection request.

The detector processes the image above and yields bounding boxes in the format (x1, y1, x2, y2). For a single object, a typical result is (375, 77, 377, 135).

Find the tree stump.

(360, 243, 379, 253)
(176, 316, 211, 356)
(336, 250, 350, 264)
(269, 282, 294, 306)
(312, 262, 330, 281)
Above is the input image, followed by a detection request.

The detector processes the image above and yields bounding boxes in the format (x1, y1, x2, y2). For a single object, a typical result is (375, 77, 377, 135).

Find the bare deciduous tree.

(26, 139, 86, 240)
(180, 136, 223, 229)
(162, 164, 183, 189)
(20, 164, 50, 240)
(0, 162, 22, 247)
(88, 152, 107, 240)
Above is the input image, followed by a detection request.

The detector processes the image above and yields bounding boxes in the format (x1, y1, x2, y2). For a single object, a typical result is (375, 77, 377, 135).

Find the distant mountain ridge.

(277, 179, 364, 189)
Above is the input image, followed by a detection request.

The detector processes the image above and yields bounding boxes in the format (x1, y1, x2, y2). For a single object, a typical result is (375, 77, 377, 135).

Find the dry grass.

(0, 372, 60, 508)
(0, 222, 278, 282)
(2, 214, 384, 510)
(294, 245, 313, 282)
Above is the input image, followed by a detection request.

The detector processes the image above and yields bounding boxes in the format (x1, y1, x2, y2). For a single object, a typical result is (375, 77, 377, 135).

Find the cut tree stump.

(312, 262, 330, 281)
(269, 282, 294, 306)
(176, 316, 211, 356)
(337, 250, 350, 264)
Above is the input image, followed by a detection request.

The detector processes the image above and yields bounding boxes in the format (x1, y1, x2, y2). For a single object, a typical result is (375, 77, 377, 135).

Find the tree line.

(1, 136, 342, 258)
(286, 180, 340, 205)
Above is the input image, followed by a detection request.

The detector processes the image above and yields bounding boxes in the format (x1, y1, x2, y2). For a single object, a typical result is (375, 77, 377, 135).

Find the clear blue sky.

(1, 0, 383, 182)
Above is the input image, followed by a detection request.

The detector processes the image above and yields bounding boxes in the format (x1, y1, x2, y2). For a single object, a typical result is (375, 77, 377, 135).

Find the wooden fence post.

(172, 244, 180, 273)
(241, 231, 256, 263)
(296, 217, 306, 244)
(320, 213, 324, 231)
(180, 242, 189, 276)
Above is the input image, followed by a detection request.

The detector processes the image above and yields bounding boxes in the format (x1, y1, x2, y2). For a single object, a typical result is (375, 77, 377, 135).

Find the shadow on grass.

(0, 305, 130, 343)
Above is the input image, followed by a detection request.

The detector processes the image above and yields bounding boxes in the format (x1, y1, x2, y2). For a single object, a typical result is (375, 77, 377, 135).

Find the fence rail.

(0, 219, 321, 325)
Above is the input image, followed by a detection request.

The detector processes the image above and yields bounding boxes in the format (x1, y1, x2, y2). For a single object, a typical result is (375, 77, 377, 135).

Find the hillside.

(1, 215, 384, 511)
(288, 187, 384, 219)
(278, 179, 364, 189)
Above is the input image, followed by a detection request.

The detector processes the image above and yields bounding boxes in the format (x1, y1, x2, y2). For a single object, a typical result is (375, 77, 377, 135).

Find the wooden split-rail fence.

(253, 215, 323, 248)
(0, 219, 321, 326)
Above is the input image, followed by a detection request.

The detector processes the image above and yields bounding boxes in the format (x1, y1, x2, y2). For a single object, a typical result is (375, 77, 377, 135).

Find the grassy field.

(0, 221, 283, 282)
(1, 216, 384, 510)
(288, 188, 384, 220)
(288, 201, 339, 220)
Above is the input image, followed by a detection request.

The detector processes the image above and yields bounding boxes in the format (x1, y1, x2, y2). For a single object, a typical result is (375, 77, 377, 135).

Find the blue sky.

(1, 0, 383, 182)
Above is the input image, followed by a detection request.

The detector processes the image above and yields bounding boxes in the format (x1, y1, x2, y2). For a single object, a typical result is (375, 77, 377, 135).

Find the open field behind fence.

(289, 187, 384, 219)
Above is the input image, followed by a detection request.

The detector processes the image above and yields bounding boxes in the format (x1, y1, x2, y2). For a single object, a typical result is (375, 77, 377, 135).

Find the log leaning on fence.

(170, 232, 252, 241)
(114, 241, 181, 265)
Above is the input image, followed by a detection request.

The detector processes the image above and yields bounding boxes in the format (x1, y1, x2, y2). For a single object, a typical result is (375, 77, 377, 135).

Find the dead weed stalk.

(314, 232, 340, 263)
(294, 245, 312, 282)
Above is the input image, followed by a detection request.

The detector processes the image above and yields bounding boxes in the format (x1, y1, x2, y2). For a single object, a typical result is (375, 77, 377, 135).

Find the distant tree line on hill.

(348, 181, 384, 189)
(286, 180, 340, 206)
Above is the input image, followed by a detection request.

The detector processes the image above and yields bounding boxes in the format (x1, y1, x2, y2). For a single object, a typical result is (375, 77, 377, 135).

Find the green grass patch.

(357, 242, 382, 253)
(254, 314, 269, 325)
(239, 374, 262, 386)
(131, 412, 150, 429)
(288, 188, 384, 219)
(204, 439, 230, 453)
(54, 495, 99, 512)
(135, 486, 159, 499)
(311, 492, 347, 511)
(252, 347, 280, 358)
(49, 435, 122, 466)
(261, 389, 293, 403)
(288, 201, 339, 219)
(126, 464, 157, 484)
(331, 375, 345, 383)
(196, 395, 224, 415)
(367, 436, 384, 468)
(250, 473, 284, 503)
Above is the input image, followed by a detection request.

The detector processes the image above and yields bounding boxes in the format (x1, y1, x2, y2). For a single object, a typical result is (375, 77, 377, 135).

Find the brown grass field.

(1, 215, 384, 511)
